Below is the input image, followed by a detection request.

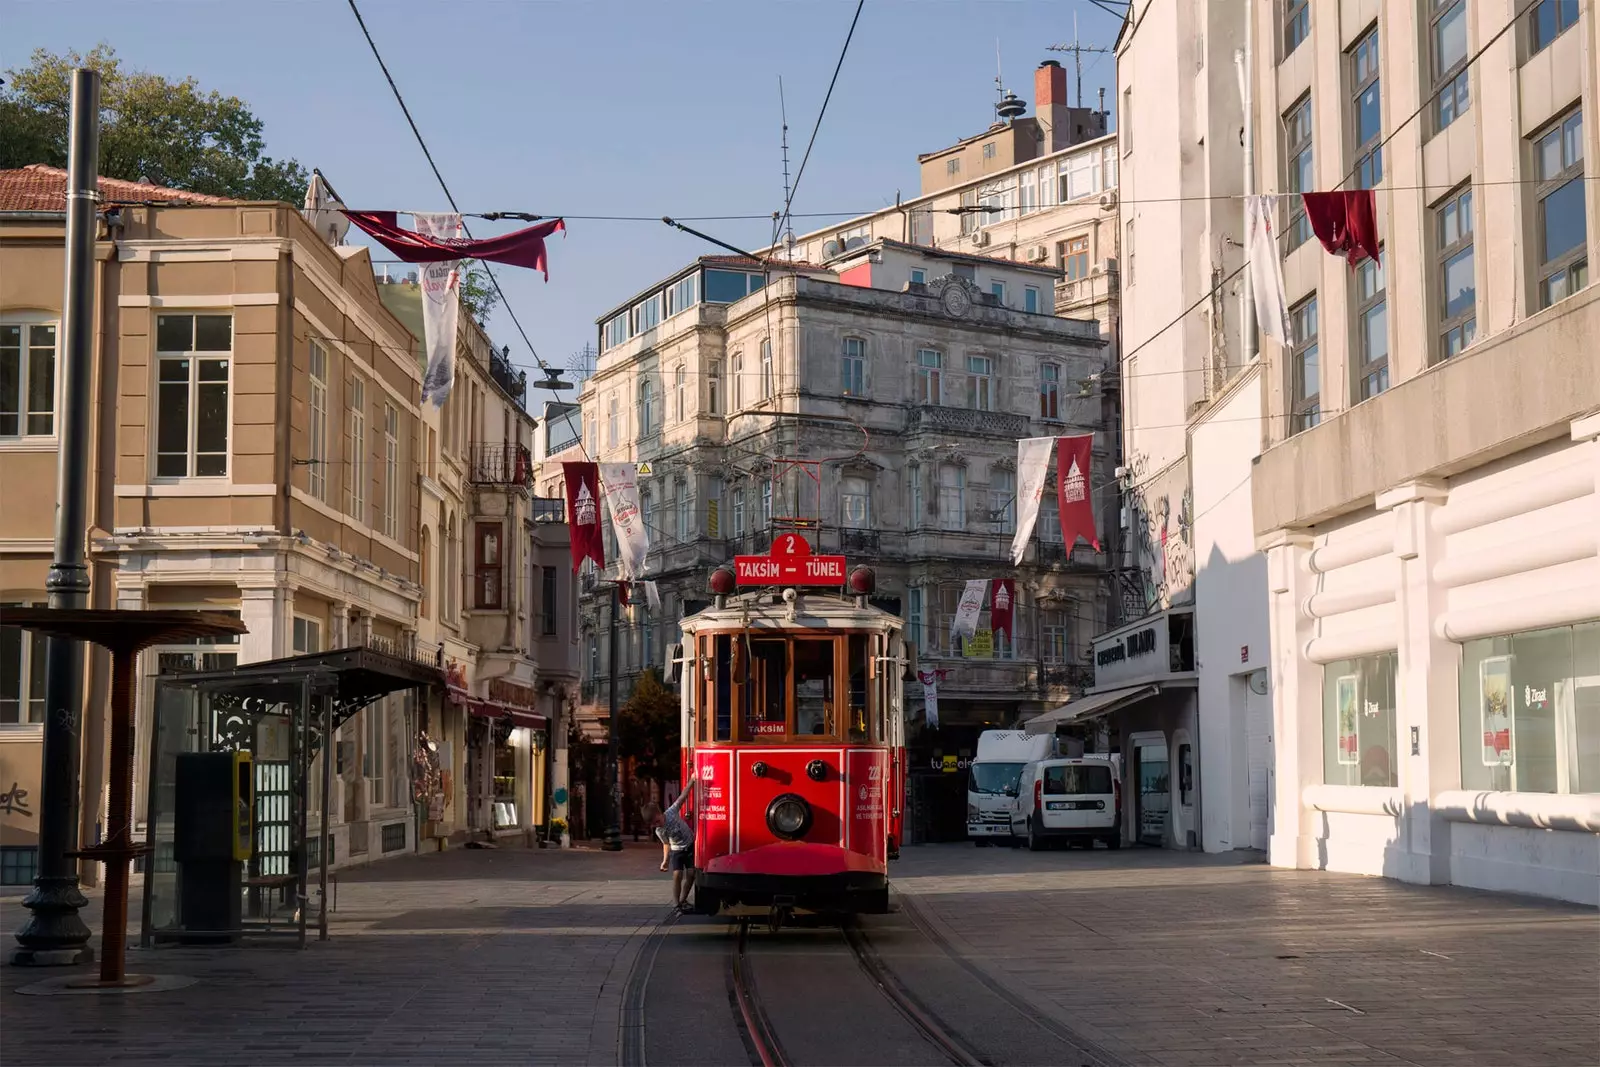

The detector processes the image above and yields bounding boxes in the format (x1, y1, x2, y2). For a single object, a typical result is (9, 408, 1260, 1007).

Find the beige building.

(1246, 0, 1599, 903)
(0, 166, 430, 881)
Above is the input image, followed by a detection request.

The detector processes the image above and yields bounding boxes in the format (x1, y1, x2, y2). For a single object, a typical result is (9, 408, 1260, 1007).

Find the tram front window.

(794, 639, 834, 736)
(847, 634, 869, 742)
(743, 639, 788, 738)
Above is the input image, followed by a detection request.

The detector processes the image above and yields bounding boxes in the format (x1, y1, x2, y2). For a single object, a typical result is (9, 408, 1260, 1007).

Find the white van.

(1009, 757, 1121, 851)
(967, 730, 1057, 844)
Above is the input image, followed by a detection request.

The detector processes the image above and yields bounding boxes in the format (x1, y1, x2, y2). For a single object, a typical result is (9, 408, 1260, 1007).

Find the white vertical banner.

(641, 579, 662, 612)
(950, 579, 989, 644)
(413, 212, 463, 408)
(918, 669, 940, 729)
(1246, 196, 1292, 344)
(1011, 437, 1056, 565)
(599, 462, 649, 579)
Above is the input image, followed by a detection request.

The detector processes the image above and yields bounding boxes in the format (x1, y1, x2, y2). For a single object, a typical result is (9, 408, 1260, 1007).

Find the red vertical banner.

(990, 578, 1015, 642)
(1055, 434, 1100, 551)
(563, 462, 604, 573)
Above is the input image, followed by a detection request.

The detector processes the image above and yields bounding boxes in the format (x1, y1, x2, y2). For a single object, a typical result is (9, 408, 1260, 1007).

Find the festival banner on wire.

(1011, 437, 1055, 565)
(562, 462, 604, 573)
(990, 578, 1015, 643)
(1055, 434, 1100, 551)
(950, 579, 989, 644)
(599, 462, 649, 580)
(342, 211, 566, 278)
(917, 668, 949, 729)
(414, 212, 462, 407)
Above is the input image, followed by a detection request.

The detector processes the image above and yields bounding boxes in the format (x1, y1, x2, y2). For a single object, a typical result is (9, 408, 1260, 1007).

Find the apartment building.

(0, 167, 429, 880)
(570, 244, 1107, 840)
(1248, 0, 1598, 903)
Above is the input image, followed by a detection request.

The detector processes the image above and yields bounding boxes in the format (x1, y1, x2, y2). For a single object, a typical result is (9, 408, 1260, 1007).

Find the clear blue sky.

(5, 0, 1121, 403)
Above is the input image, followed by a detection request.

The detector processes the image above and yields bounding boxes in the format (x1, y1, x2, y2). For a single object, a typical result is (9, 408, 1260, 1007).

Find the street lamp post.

(12, 67, 100, 966)
(602, 583, 623, 851)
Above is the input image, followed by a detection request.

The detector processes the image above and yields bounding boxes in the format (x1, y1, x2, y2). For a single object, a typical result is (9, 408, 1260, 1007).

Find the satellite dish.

(845, 236, 867, 250)
(823, 239, 842, 259)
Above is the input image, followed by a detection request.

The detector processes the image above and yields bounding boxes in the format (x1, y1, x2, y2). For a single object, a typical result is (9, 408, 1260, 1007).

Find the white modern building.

(1249, 0, 1599, 904)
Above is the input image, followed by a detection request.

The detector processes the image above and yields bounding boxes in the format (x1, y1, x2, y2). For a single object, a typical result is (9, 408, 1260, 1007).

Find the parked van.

(1009, 757, 1121, 851)
(967, 730, 1057, 845)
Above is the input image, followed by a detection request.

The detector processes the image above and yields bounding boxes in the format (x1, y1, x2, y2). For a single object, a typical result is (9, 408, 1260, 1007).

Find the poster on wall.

(1335, 674, 1360, 766)
(1479, 655, 1514, 767)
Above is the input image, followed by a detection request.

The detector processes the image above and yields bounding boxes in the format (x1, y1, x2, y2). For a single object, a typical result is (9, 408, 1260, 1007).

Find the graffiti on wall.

(1124, 453, 1194, 612)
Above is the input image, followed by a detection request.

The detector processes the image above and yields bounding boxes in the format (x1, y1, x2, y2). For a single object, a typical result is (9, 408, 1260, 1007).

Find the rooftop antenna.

(1047, 11, 1114, 109)
(994, 38, 1026, 123)
(778, 76, 795, 251)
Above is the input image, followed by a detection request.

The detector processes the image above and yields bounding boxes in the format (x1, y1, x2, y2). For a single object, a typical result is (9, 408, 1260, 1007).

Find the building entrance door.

(1245, 672, 1273, 850)
(1135, 742, 1169, 846)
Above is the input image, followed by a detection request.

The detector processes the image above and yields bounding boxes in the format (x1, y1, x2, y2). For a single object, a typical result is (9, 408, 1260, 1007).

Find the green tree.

(0, 45, 308, 203)
(459, 261, 501, 322)
(618, 668, 681, 799)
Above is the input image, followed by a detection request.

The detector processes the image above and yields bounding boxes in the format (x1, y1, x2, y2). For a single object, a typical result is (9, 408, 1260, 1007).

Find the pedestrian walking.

(655, 774, 697, 911)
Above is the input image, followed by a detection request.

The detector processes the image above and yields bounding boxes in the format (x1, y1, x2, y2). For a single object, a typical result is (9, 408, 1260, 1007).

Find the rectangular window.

(953, 264, 976, 282)
(1024, 287, 1040, 314)
(1530, 0, 1579, 55)
(1041, 608, 1069, 664)
(732, 489, 746, 537)
(960, 190, 979, 235)
(910, 268, 927, 285)
(907, 466, 923, 527)
(1350, 27, 1383, 188)
(706, 477, 722, 537)
(1036, 363, 1062, 422)
(601, 311, 630, 351)
(937, 464, 966, 531)
(1534, 109, 1587, 310)
(916, 349, 942, 404)
(349, 379, 366, 521)
(673, 365, 687, 421)
(990, 281, 1006, 305)
(542, 566, 558, 635)
(907, 588, 926, 656)
(947, 157, 961, 176)
(677, 486, 690, 543)
(0, 322, 56, 438)
(841, 475, 870, 528)
(364, 699, 386, 807)
(1458, 623, 1599, 795)
(1284, 95, 1314, 249)
(1019, 170, 1038, 215)
(476, 522, 502, 609)
(1436, 186, 1476, 359)
(761, 481, 772, 527)
(982, 141, 996, 160)
(155, 313, 231, 477)
(1354, 251, 1389, 401)
(990, 469, 1016, 533)
(1, 601, 47, 724)
(1124, 220, 1134, 284)
(965, 355, 993, 411)
(1431, 0, 1470, 133)
(307, 340, 328, 500)
(703, 270, 759, 304)
(1062, 236, 1090, 280)
(1323, 652, 1399, 787)
(630, 293, 662, 335)
(1066, 152, 1098, 200)
(382, 404, 399, 539)
(1289, 296, 1320, 434)
(1284, 0, 1309, 55)
(842, 337, 865, 396)
(292, 616, 322, 655)
(707, 359, 723, 414)
(1121, 87, 1132, 154)
(760, 338, 773, 400)
(607, 394, 620, 446)
(666, 273, 699, 317)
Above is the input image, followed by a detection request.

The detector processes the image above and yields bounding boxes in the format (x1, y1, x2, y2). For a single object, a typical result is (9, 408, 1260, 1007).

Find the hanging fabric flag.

(1301, 190, 1381, 267)
(599, 462, 649, 580)
(343, 211, 566, 279)
(950, 579, 989, 644)
(641, 580, 662, 613)
(562, 462, 605, 573)
(1245, 195, 1293, 344)
(414, 212, 462, 408)
(1055, 435, 1101, 551)
(917, 668, 944, 729)
(301, 170, 349, 245)
(990, 578, 1015, 643)
(617, 581, 631, 606)
(1011, 437, 1056, 565)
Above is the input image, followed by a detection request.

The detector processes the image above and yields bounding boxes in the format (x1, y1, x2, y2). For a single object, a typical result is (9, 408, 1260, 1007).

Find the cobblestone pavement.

(3, 842, 1596, 1066)
(892, 845, 1600, 1067)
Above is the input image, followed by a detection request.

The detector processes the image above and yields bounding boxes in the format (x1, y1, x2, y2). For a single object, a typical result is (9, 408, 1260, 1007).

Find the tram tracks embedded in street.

(730, 920, 794, 1067)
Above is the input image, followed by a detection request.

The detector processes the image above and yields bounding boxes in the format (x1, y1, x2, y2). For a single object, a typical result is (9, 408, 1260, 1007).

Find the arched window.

(638, 378, 656, 436)
(673, 365, 687, 421)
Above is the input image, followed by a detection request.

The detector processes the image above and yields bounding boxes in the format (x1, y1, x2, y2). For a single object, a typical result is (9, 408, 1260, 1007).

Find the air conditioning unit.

(973, 231, 992, 248)
(1098, 190, 1119, 211)
(822, 239, 842, 259)
(1027, 245, 1049, 262)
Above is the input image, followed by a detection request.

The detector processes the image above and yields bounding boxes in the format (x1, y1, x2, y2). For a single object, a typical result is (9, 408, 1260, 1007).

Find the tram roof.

(680, 590, 904, 635)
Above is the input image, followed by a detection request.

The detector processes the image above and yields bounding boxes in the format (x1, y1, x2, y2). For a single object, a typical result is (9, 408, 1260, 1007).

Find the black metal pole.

(602, 585, 623, 851)
(12, 68, 100, 966)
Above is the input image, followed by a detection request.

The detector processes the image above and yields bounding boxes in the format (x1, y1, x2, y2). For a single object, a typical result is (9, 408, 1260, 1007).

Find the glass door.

(1136, 743, 1170, 846)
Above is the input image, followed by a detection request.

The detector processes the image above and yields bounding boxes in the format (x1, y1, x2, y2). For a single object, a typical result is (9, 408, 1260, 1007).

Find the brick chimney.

(1035, 60, 1069, 152)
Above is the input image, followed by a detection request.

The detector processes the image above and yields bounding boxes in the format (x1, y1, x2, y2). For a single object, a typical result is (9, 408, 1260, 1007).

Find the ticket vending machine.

(174, 750, 254, 941)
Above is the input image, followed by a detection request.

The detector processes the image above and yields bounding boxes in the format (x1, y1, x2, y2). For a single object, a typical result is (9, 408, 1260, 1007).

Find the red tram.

(678, 550, 906, 917)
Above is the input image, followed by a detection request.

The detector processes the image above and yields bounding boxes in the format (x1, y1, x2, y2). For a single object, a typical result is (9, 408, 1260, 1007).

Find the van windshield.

(969, 762, 1024, 796)
(1043, 764, 1113, 795)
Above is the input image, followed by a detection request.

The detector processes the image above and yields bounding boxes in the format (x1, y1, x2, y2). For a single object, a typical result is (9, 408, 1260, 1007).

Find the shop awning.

(467, 699, 547, 730)
(1023, 684, 1160, 734)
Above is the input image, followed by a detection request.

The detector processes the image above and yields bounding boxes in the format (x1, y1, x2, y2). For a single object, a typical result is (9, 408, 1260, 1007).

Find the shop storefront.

(474, 677, 548, 842)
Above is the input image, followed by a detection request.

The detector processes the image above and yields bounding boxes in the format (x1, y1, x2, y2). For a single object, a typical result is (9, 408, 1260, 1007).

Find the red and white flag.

(950, 580, 989, 644)
(1011, 437, 1055, 565)
(990, 578, 1015, 642)
(562, 462, 604, 573)
(343, 211, 566, 278)
(599, 463, 649, 580)
(1055, 434, 1100, 551)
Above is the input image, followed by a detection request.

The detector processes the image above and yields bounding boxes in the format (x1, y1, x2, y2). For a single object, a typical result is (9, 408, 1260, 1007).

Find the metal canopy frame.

(140, 647, 440, 948)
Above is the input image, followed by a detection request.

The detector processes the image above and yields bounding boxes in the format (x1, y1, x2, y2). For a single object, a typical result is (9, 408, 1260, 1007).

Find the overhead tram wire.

(775, 0, 866, 243)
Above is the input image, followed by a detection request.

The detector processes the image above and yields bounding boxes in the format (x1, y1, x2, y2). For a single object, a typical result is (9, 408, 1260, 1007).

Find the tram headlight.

(766, 793, 812, 841)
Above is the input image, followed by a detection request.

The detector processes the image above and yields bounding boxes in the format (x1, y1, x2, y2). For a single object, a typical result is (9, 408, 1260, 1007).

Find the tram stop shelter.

(140, 647, 441, 948)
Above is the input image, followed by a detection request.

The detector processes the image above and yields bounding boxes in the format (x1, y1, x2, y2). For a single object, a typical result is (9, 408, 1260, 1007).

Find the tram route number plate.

(734, 533, 846, 585)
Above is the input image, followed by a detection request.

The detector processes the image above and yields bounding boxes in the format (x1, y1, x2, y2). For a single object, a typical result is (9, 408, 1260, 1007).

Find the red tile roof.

(0, 164, 233, 212)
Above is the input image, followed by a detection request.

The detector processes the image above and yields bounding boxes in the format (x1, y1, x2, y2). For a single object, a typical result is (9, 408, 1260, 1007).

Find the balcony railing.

(488, 347, 528, 408)
(907, 405, 1030, 438)
(469, 443, 533, 487)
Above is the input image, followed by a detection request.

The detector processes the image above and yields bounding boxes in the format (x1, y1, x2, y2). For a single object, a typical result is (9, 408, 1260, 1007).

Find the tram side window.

(713, 635, 732, 741)
(795, 639, 835, 736)
(848, 634, 870, 742)
(743, 639, 788, 739)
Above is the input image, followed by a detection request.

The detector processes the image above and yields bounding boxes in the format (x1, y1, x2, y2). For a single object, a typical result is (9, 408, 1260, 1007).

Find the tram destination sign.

(734, 533, 846, 586)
